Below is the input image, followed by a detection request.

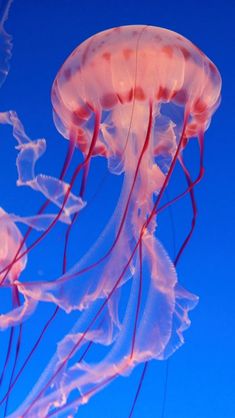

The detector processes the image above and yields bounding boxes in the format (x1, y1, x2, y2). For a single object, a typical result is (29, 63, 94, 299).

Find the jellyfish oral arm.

(6, 105, 199, 418)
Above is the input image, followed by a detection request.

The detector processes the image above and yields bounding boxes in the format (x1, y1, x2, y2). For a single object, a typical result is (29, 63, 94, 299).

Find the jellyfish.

(0, 13, 221, 418)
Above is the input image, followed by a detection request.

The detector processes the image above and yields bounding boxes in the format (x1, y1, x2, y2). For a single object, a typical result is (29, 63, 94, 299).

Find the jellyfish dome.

(52, 25, 221, 156)
(0, 25, 221, 418)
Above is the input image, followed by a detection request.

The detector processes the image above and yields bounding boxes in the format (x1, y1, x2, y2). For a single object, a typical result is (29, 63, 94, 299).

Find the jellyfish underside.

(0, 24, 221, 418)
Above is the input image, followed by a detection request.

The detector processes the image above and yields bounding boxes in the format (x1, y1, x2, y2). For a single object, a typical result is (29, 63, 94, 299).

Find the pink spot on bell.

(162, 45, 173, 58)
(134, 86, 146, 101)
(102, 52, 111, 61)
(100, 93, 118, 109)
(123, 48, 133, 60)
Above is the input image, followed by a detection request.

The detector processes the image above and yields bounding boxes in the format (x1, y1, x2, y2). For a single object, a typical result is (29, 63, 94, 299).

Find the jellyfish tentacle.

(3, 287, 22, 417)
(175, 155, 198, 264)
(0, 273, 23, 415)
(128, 361, 148, 418)
(174, 131, 204, 265)
(0, 306, 59, 408)
(0, 327, 14, 386)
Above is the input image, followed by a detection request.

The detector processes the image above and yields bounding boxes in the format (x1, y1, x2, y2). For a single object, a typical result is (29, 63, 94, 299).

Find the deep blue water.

(0, 1, 234, 418)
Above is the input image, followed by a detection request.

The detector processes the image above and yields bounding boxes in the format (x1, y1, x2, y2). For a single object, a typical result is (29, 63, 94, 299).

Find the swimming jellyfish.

(0, 18, 221, 418)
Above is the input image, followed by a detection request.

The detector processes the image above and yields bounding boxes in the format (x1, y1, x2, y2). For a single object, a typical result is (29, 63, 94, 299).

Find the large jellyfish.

(0, 8, 221, 418)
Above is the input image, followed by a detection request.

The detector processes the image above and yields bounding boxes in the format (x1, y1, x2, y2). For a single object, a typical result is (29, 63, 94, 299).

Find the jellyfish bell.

(0, 208, 27, 284)
(52, 25, 221, 163)
(0, 208, 38, 332)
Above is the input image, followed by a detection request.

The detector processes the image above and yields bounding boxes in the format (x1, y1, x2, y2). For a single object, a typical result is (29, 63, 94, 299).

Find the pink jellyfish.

(0, 25, 221, 417)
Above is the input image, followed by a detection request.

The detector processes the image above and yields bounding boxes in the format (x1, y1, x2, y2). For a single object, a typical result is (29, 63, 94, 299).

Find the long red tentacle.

(128, 362, 148, 418)
(174, 132, 204, 266)
(3, 287, 22, 417)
